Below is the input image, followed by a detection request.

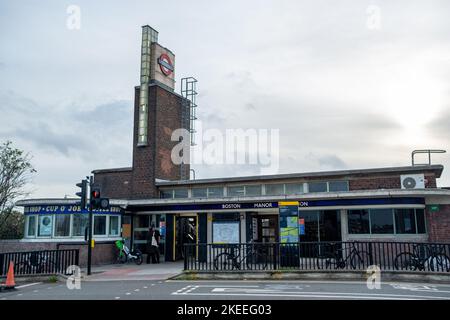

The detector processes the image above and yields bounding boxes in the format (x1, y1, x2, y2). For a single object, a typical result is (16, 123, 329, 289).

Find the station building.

(14, 26, 450, 265)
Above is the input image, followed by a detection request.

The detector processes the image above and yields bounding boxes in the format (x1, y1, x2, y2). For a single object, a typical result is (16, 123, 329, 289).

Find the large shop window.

(54, 214, 71, 237)
(370, 209, 394, 234)
(109, 215, 120, 236)
(347, 210, 370, 234)
(72, 214, 89, 237)
(27, 216, 36, 237)
(93, 215, 107, 235)
(38, 215, 53, 237)
(348, 208, 426, 235)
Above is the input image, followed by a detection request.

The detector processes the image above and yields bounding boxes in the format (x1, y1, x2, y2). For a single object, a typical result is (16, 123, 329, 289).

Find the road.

(2, 280, 450, 300)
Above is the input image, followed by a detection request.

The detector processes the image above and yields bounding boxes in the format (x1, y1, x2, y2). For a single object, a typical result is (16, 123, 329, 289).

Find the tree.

(0, 141, 36, 239)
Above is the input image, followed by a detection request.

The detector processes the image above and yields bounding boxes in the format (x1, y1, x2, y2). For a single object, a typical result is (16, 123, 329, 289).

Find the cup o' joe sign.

(158, 53, 174, 76)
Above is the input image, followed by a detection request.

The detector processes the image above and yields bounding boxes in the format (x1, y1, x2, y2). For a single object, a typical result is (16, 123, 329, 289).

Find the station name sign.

(133, 197, 424, 212)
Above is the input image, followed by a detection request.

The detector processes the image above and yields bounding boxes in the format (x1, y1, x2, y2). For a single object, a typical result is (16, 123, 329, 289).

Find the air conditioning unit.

(400, 174, 425, 189)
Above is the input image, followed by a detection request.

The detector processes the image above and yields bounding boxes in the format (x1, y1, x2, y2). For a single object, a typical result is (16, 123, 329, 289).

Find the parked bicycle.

(394, 244, 450, 272)
(115, 239, 143, 265)
(15, 251, 57, 274)
(213, 242, 268, 270)
(316, 242, 371, 270)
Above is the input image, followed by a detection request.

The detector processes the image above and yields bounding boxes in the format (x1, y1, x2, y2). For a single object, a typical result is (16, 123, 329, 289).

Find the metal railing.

(0, 249, 79, 276)
(184, 241, 450, 273)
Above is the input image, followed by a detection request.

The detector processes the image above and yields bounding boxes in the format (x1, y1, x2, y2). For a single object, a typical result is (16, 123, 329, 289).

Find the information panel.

(212, 222, 240, 244)
(279, 201, 299, 243)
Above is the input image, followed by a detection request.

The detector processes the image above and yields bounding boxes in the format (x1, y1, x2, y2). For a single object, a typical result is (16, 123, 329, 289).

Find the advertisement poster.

(39, 215, 52, 236)
(213, 222, 239, 244)
(299, 218, 305, 235)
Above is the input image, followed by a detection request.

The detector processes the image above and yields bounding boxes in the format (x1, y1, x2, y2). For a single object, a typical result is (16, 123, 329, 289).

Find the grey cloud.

(427, 107, 450, 138)
(13, 123, 88, 156)
(305, 153, 348, 170)
(70, 100, 133, 127)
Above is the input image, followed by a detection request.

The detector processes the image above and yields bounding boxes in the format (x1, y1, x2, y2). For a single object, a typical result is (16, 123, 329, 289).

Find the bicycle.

(316, 242, 371, 270)
(213, 242, 269, 270)
(15, 252, 57, 275)
(115, 239, 143, 265)
(394, 244, 450, 272)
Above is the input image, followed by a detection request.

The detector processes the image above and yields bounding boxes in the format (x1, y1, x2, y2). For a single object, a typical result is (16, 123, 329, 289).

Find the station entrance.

(174, 215, 197, 261)
(248, 214, 279, 243)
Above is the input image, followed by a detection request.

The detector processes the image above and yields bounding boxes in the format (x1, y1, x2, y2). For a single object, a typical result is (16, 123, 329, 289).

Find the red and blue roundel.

(158, 53, 174, 76)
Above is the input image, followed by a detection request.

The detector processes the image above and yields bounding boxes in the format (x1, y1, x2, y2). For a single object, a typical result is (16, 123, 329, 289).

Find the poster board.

(279, 201, 299, 243)
(213, 222, 240, 244)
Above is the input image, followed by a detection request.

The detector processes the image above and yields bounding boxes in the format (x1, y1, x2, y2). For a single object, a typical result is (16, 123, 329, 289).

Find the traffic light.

(90, 187, 110, 210)
(75, 179, 88, 210)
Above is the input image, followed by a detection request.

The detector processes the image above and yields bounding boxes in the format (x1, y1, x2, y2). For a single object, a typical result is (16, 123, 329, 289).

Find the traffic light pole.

(87, 176, 93, 276)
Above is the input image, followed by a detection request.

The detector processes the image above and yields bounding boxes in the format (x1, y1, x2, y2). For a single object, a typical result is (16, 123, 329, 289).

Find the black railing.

(184, 241, 450, 273)
(0, 249, 79, 276)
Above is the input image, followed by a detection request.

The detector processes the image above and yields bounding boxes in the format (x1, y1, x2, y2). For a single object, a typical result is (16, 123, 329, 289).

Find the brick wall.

(94, 169, 132, 199)
(94, 84, 190, 200)
(427, 204, 450, 242)
(349, 173, 437, 191)
(0, 240, 116, 267)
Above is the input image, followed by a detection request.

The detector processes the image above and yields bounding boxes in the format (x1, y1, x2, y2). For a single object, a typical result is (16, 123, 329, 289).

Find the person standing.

(146, 226, 154, 264)
(147, 224, 161, 264)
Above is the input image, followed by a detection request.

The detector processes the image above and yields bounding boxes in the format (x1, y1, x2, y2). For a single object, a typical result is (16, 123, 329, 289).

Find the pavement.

(2, 279, 450, 300)
(82, 261, 184, 281)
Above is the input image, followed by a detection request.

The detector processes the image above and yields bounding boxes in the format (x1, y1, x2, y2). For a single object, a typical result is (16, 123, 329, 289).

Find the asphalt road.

(2, 280, 450, 300)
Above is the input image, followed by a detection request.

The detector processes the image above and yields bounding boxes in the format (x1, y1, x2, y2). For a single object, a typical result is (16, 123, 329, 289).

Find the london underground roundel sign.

(158, 53, 174, 76)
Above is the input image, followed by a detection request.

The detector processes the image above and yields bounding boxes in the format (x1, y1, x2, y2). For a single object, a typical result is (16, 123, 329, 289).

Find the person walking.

(146, 224, 160, 264)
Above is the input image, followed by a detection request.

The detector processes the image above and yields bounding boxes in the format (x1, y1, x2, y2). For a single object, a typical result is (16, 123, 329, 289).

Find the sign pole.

(87, 175, 93, 276)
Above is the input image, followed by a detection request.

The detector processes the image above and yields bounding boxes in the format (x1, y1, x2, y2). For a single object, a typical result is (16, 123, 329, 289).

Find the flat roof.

(92, 167, 132, 174)
(15, 188, 450, 208)
(155, 165, 444, 186)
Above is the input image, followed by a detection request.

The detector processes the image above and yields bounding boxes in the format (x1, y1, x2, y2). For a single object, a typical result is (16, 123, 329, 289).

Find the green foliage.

(0, 210, 24, 239)
(0, 140, 35, 239)
(48, 275, 58, 283)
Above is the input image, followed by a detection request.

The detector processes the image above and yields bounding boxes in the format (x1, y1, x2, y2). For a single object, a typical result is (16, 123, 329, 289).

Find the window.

(109, 216, 120, 236)
(395, 209, 416, 234)
(348, 210, 370, 234)
(285, 183, 304, 195)
(245, 185, 262, 196)
(308, 182, 328, 193)
(329, 181, 349, 192)
(174, 189, 188, 198)
(192, 188, 207, 198)
(265, 184, 284, 196)
(207, 187, 224, 198)
(38, 215, 53, 237)
(228, 186, 245, 197)
(161, 189, 173, 199)
(94, 215, 107, 236)
(349, 208, 426, 235)
(27, 216, 36, 237)
(416, 209, 426, 234)
(54, 214, 71, 237)
(370, 209, 394, 234)
(72, 214, 89, 237)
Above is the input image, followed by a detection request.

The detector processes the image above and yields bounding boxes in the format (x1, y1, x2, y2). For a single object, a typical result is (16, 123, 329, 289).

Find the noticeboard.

(212, 222, 240, 244)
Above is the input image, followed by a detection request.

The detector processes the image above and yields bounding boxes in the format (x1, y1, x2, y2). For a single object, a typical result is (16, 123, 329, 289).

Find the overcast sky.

(1, 0, 449, 199)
